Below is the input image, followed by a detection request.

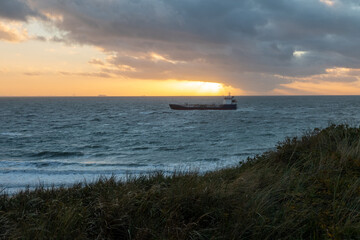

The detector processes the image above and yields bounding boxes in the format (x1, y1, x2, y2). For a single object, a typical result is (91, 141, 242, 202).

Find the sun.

(181, 81, 223, 94)
(162, 80, 227, 96)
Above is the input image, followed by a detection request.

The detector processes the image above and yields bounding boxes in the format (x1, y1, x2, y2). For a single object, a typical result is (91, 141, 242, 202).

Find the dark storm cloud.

(0, 0, 39, 21)
(27, 0, 360, 92)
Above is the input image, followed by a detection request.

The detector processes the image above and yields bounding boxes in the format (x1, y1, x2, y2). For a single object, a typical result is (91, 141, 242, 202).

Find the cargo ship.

(169, 94, 237, 110)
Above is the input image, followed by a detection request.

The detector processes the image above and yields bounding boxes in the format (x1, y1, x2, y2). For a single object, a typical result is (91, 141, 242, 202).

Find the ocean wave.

(233, 152, 254, 157)
(29, 151, 84, 159)
(81, 144, 103, 149)
(131, 147, 150, 151)
(90, 118, 101, 122)
(0, 168, 153, 176)
(156, 146, 186, 151)
(51, 123, 83, 130)
(258, 133, 276, 137)
(202, 158, 220, 162)
(139, 111, 157, 115)
(84, 162, 148, 167)
(1, 132, 25, 137)
(0, 160, 149, 170)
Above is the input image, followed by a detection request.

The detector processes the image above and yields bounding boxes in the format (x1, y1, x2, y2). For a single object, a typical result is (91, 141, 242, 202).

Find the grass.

(2, 124, 360, 239)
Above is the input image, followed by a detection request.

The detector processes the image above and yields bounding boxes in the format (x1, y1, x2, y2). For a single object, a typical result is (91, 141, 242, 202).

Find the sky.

(1, 0, 360, 96)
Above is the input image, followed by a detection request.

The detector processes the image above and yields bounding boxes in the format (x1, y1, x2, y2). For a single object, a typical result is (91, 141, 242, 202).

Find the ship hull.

(169, 104, 237, 110)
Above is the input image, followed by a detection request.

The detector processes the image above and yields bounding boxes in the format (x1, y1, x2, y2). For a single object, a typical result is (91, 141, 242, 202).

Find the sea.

(1, 96, 360, 194)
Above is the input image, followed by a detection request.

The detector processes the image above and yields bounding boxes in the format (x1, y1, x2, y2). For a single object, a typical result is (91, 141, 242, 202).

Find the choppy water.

(1, 96, 360, 193)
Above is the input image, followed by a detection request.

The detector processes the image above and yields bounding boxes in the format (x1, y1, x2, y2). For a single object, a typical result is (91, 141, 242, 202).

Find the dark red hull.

(169, 104, 237, 110)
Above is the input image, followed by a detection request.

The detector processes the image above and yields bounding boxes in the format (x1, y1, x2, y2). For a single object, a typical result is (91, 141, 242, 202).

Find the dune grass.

(2, 124, 360, 239)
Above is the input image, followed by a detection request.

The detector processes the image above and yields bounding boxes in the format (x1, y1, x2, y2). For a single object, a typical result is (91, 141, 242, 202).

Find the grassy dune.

(1, 124, 360, 239)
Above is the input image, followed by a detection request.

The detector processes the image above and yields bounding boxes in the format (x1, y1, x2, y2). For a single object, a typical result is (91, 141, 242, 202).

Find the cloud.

(273, 67, 360, 94)
(0, 27, 21, 42)
(0, 0, 40, 21)
(0, 22, 28, 42)
(31, 35, 47, 41)
(59, 71, 112, 78)
(88, 58, 105, 66)
(49, 36, 66, 43)
(23, 71, 42, 76)
(274, 80, 360, 95)
(9, 0, 360, 93)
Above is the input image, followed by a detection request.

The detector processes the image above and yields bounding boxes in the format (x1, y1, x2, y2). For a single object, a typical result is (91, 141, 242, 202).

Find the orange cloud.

(271, 67, 360, 95)
(0, 22, 28, 42)
(42, 12, 64, 22)
(274, 81, 360, 95)
(88, 58, 105, 66)
(272, 68, 360, 95)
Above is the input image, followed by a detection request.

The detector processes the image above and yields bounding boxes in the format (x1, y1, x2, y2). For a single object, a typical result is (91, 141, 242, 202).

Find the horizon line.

(1, 95, 360, 98)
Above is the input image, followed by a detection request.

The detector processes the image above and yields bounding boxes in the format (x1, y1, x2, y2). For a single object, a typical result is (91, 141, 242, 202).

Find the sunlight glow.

(150, 52, 182, 64)
(0, 75, 242, 96)
(176, 81, 223, 94)
(293, 51, 307, 57)
(319, 0, 335, 6)
(325, 67, 351, 74)
(155, 80, 242, 96)
(42, 12, 64, 22)
(275, 81, 360, 95)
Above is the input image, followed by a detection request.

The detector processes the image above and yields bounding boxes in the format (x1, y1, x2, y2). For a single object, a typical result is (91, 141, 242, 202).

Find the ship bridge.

(223, 94, 237, 105)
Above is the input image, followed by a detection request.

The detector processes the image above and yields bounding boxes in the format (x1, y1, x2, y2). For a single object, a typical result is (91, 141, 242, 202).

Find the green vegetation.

(2, 124, 360, 239)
